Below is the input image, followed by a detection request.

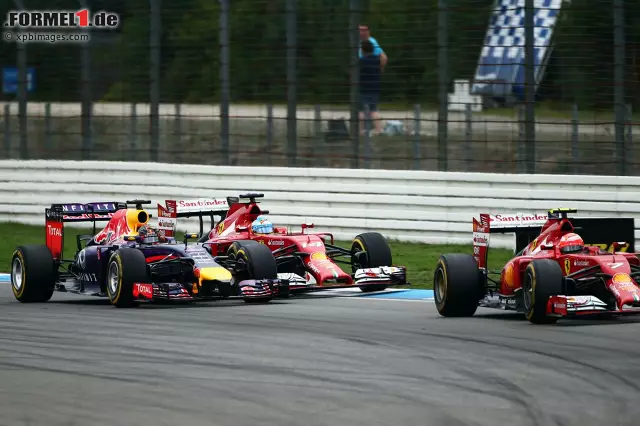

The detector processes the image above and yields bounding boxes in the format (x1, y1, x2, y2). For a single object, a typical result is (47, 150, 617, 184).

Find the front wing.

(132, 278, 289, 302)
(133, 282, 194, 302)
(237, 278, 289, 299)
(277, 266, 408, 294)
(547, 295, 640, 317)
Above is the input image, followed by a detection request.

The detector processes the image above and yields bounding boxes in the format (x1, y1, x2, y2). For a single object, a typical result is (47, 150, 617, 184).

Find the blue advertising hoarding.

(2, 67, 35, 94)
(471, 0, 563, 101)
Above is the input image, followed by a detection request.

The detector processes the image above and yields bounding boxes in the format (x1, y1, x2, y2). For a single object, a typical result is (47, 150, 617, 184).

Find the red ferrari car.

(434, 208, 640, 324)
(156, 193, 408, 295)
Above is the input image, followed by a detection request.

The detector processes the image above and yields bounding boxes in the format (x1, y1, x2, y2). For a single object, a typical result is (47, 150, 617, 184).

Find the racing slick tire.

(433, 254, 483, 317)
(106, 248, 149, 308)
(10, 245, 56, 303)
(522, 259, 564, 325)
(351, 232, 393, 292)
(228, 241, 278, 303)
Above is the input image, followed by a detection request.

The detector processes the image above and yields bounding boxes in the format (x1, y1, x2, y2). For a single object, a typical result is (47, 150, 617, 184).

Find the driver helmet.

(138, 224, 154, 236)
(558, 232, 584, 254)
(251, 215, 273, 234)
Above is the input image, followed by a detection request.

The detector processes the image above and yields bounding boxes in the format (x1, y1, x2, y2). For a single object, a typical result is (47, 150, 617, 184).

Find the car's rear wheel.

(522, 259, 564, 324)
(351, 232, 393, 292)
(433, 254, 483, 317)
(10, 245, 56, 303)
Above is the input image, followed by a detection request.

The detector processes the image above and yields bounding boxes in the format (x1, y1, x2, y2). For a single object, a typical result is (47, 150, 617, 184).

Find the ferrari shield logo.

(564, 259, 571, 275)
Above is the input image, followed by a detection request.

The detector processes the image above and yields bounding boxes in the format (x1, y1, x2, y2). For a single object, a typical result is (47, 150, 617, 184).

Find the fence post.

(44, 102, 52, 155)
(129, 103, 137, 155)
(437, 0, 449, 171)
(314, 104, 322, 166)
(219, 0, 230, 165)
(413, 104, 421, 170)
(571, 104, 579, 174)
(266, 103, 273, 165)
(517, 104, 525, 173)
(79, 0, 92, 160)
(349, 0, 361, 169)
(465, 104, 472, 170)
(149, 0, 161, 162)
(174, 103, 182, 159)
(14, 0, 28, 159)
(626, 103, 633, 171)
(524, 0, 536, 174)
(3, 104, 10, 157)
(286, 0, 297, 167)
(363, 105, 371, 169)
(613, 0, 626, 175)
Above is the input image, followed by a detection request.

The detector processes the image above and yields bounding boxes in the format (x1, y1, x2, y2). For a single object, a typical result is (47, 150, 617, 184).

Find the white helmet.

(251, 215, 273, 234)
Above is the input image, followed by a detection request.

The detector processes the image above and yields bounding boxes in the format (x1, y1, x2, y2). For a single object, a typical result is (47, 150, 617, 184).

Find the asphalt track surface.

(2, 284, 640, 426)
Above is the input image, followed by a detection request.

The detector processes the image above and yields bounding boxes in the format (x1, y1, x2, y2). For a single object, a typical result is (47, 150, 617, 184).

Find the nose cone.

(198, 267, 232, 282)
(307, 260, 352, 284)
(609, 273, 640, 309)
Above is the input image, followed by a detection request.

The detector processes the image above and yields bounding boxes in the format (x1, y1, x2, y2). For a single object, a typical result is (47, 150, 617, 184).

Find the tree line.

(1, 0, 638, 110)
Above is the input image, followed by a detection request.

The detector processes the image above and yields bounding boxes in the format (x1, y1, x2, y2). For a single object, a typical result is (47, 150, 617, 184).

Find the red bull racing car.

(10, 199, 287, 307)
(156, 193, 408, 296)
(434, 208, 640, 324)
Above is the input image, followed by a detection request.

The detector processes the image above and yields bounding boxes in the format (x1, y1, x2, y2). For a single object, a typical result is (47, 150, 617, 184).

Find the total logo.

(133, 283, 154, 299)
(47, 224, 62, 237)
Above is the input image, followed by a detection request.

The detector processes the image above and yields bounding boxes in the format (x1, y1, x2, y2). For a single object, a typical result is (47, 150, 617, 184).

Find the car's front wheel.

(106, 248, 149, 308)
(522, 259, 564, 324)
(228, 241, 278, 303)
(351, 232, 393, 292)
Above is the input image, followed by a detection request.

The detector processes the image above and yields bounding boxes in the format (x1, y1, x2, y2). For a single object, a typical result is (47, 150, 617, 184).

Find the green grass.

(1, 223, 515, 289)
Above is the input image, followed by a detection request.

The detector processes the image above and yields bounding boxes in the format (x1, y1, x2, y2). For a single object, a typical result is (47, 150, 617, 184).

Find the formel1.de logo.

(4, 9, 119, 29)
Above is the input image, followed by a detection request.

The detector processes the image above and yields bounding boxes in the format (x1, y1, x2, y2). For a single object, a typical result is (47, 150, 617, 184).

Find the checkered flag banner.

(471, 0, 564, 100)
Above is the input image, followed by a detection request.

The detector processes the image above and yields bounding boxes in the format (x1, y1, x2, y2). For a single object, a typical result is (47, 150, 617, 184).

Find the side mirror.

(540, 243, 554, 251)
(301, 223, 314, 233)
(612, 241, 627, 252)
(236, 225, 248, 232)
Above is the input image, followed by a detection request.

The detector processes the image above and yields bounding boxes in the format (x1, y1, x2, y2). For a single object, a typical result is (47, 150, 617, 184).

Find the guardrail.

(1, 160, 640, 249)
(0, 101, 611, 136)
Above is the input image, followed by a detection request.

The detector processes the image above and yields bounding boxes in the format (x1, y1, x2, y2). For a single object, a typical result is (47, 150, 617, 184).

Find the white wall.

(1, 160, 640, 249)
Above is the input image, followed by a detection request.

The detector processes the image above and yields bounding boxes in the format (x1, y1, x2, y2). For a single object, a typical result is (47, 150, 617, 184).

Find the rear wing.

(473, 213, 548, 269)
(157, 198, 237, 237)
(45, 201, 127, 261)
(48, 202, 127, 221)
(472, 211, 636, 269)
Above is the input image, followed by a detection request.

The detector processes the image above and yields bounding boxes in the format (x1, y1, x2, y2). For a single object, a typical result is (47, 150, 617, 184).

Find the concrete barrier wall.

(1, 159, 640, 249)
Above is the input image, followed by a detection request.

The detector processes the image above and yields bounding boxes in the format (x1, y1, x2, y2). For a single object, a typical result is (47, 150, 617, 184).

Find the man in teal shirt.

(359, 25, 387, 69)
(358, 25, 386, 135)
